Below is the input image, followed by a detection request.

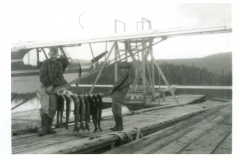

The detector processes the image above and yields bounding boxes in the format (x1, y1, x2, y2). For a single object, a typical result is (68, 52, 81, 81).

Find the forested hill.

(79, 55, 232, 86)
(157, 52, 232, 75)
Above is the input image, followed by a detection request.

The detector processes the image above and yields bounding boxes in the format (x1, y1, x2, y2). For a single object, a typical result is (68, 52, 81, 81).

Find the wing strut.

(89, 43, 114, 94)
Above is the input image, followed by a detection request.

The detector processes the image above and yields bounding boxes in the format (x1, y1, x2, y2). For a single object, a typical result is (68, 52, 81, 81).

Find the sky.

(8, 0, 232, 60)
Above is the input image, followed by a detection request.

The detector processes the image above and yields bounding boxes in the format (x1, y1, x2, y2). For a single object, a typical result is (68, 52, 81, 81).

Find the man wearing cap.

(110, 61, 131, 131)
(39, 47, 66, 136)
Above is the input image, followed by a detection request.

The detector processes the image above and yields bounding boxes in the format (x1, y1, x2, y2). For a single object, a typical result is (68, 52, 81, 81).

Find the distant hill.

(157, 52, 232, 75)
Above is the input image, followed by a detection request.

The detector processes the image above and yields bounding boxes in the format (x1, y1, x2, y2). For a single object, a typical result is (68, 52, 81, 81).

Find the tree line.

(79, 61, 232, 86)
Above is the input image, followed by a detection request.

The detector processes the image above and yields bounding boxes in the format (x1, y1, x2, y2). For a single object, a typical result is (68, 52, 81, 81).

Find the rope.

(133, 127, 143, 140)
(107, 127, 144, 143)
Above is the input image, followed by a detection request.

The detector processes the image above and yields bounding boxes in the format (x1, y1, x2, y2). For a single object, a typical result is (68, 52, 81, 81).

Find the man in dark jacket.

(39, 47, 67, 136)
(110, 61, 131, 131)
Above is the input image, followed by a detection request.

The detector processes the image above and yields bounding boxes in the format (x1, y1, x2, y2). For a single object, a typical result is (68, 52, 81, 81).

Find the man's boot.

(112, 116, 123, 131)
(47, 116, 56, 134)
(118, 116, 123, 131)
(39, 114, 47, 136)
(110, 115, 117, 130)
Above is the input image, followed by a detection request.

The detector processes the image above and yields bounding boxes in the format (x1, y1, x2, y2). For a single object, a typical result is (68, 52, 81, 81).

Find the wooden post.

(89, 44, 115, 94)
(142, 40, 146, 105)
(151, 43, 156, 101)
(114, 42, 118, 82)
(149, 51, 179, 105)
(158, 73, 161, 105)
(144, 42, 155, 100)
(115, 42, 121, 61)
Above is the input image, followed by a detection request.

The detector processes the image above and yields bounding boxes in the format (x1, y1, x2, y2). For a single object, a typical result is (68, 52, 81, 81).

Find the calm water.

(12, 87, 232, 112)
(175, 89, 232, 100)
(68, 87, 232, 100)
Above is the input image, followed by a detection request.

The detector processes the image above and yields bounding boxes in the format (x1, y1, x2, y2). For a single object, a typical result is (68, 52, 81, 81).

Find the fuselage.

(11, 47, 92, 94)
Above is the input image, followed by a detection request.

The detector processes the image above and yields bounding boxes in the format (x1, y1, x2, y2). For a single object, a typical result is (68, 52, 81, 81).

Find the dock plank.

(134, 107, 231, 154)
(212, 132, 232, 154)
(153, 107, 231, 154)
(178, 116, 232, 154)
(18, 105, 209, 154)
(104, 104, 230, 154)
(12, 101, 231, 154)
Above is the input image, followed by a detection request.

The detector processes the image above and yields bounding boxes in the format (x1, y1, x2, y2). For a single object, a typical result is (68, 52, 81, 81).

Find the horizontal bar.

(69, 84, 232, 90)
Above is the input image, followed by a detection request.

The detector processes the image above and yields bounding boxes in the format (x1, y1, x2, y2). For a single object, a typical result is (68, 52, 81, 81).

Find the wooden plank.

(153, 108, 231, 154)
(135, 127, 194, 154)
(18, 136, 94, 154)
(12, 136, 81, 153)
(178, 115, 232, 154)
(212, 132, 232, 154)
(141, 40, 146, 104)
(12, 130, 90, 149)
(134, 107, 232, 154)
(104, 104, 230, 154)
(19, 103, 210, 154)
(13, 101, 230, 154)
(13, 113, 150, 153)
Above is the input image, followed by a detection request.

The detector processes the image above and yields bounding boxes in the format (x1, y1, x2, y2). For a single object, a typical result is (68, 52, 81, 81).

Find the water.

(11, 96, 41, 113)
(68, 86, 232, 100)
(175, 89, 232, 100)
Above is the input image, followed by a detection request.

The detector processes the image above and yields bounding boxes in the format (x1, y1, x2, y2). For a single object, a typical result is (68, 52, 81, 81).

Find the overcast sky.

(10, 0, 231, 59)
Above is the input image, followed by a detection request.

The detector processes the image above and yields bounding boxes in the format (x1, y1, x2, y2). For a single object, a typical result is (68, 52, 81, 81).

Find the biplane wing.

(11, 25, 231, 52)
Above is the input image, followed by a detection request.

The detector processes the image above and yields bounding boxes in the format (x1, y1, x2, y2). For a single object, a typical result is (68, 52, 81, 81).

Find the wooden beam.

(114, 42, 118, 82)
(151, 45, 156, 101)
(141, 40, 146, 104)
(149, 51, 179, 105)
(143, 41, 155, 100)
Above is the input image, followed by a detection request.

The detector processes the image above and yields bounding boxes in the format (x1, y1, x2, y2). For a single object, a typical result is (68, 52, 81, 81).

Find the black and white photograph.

(1, 0, 239, 156)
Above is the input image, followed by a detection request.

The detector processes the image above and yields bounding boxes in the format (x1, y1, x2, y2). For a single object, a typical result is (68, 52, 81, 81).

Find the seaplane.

(11, 18, 232, 115)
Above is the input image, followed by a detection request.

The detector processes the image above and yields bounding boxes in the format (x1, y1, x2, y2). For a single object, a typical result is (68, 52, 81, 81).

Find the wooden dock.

(11, 95, 231, 154)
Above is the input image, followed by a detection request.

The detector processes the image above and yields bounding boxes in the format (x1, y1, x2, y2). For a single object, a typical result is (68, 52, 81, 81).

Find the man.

(39, 47, 66, 136)
(110, 61, 131, 131)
